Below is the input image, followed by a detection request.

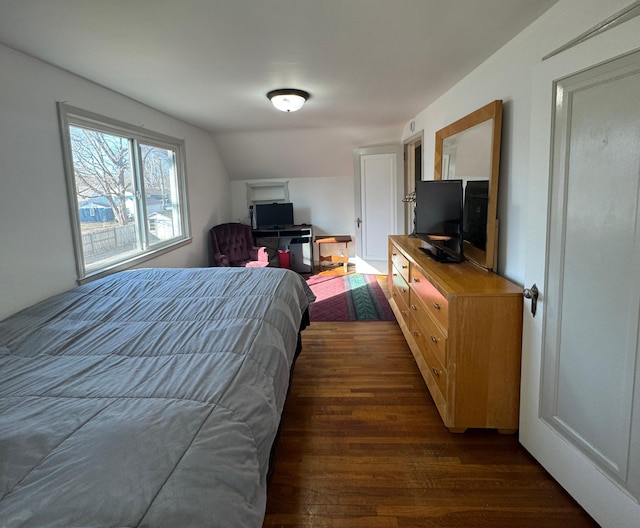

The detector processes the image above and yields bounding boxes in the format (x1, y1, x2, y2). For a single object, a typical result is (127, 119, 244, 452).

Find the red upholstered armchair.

(209, 222, 269, 268)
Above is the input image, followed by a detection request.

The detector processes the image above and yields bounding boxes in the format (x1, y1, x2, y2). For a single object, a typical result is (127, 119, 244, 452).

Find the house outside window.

(58, 104, 190, 282)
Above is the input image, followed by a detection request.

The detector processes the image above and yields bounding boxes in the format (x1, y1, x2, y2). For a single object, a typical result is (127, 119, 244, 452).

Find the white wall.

(402, 0, 635, 285)
(215, 126, 403, 182)
(230, 176, 355, 260)
(0, 44, 230, 320)
(222, 125, 402, 264)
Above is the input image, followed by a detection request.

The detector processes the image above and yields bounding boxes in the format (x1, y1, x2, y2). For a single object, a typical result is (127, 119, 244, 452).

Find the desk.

(315, 235, 352, 272)
(253, 225, 313, 273)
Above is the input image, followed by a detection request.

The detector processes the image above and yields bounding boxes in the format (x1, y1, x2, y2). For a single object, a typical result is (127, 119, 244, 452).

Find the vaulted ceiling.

(0, 0, 559, 133)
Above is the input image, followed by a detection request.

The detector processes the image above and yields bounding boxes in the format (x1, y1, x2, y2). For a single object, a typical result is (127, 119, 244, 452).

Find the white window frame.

(58, 103, 191, 283)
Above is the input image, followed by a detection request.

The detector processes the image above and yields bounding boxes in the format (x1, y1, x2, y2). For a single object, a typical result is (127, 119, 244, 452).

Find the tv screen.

(255, 202, 294, 229)
(463, 180, 489, 250)
(415, 179, 463, 263)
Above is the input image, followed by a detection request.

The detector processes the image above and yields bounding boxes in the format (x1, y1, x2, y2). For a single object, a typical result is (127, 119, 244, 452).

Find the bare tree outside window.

(59, 103, 189, 281)
(70, 126, 134, 226)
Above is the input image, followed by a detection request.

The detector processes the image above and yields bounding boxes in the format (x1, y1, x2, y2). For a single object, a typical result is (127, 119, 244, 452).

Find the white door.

(521, 17, 640, 528)
(353, 146, 403, 274)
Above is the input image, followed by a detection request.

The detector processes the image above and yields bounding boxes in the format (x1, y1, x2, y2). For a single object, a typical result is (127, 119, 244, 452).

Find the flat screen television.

(463, 180, 489, 251)
(415, 179, 464, 263)
(255, 202, 294, 229)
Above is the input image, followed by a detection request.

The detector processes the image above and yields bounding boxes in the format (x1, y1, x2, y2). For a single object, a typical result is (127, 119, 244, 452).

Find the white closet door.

(541, 53, 640, 482)
(520, 18, 640, 528)
(353, 146, 402, 274)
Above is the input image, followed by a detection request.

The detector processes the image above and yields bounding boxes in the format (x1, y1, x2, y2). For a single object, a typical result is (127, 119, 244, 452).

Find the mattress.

(0, 267, 315, 527)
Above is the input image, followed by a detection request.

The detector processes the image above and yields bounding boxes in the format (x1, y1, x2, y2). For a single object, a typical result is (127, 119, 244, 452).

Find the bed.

(0, 266, 315, 527)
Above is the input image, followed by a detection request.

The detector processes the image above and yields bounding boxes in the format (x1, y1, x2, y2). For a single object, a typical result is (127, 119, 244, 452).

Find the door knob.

(524, 284, 539, 317)
(356, 217, 362, 228)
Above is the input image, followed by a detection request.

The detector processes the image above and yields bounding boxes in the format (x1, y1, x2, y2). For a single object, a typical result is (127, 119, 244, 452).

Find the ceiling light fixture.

(266, 88, 310, 112)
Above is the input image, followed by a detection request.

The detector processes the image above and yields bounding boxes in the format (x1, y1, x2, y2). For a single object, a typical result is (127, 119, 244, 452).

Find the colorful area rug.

(306, 273, 394, 322)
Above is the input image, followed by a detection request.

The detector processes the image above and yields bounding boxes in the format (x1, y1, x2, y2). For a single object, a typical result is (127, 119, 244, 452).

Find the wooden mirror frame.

(434, 100, 503, 271)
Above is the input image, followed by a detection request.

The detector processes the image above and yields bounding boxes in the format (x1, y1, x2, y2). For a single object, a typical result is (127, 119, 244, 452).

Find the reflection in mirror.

(435, 100, 502, 270)
(442, 120, 492, 181)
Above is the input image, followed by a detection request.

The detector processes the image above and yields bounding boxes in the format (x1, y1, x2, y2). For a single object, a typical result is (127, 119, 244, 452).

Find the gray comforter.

(0, 267, 315, 527)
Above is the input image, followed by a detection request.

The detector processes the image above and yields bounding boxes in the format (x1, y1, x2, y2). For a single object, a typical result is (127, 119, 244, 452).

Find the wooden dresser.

(388, 235, 523, 433)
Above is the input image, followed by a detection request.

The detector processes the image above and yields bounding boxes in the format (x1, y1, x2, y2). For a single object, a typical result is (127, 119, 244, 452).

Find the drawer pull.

(432, 367, 440, 377)
(402, 265, 408, 269)
(412, 331, 420, 337)
(413, 277, 420, 283)
(430, 335, 438, 344)
(411, 305, 418, 311)
(433, 302, 441, 310)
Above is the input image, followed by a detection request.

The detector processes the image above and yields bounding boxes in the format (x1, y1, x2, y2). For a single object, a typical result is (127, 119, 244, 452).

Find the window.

(58, 103, 190, 282)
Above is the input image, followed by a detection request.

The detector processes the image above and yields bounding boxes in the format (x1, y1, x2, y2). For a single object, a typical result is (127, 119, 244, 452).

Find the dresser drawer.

(391, 247, 410, 283)
(412, 301, 447, 367)
(409, 296, 447, 367)
(409, 315, 448, 401)
(391, 265, 410, 307)
(422, 336, 447, 402)
(409, 267, 448, 329)
(392, 282, 411, 328)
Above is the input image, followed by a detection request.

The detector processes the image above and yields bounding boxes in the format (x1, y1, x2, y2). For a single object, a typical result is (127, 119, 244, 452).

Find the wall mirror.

(434, 100, 502, 271)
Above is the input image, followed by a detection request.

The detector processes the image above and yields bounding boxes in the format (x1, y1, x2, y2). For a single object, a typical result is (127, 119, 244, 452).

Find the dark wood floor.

(263, 320, 600, 528)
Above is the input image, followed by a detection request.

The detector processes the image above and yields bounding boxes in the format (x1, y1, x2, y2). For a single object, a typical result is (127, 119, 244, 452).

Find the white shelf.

(246, 181, 289, 203)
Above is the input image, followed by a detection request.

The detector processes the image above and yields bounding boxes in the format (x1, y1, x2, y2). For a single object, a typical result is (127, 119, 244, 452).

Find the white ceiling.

(0, 0, 559, 135)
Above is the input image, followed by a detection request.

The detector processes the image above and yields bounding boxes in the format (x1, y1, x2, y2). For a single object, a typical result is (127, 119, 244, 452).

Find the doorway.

(353, 145, 403, 274)
(404, 133, 423, 235)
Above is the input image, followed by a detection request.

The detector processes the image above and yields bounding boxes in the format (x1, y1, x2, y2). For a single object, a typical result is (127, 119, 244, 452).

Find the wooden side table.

(314, 235, 352, 272)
